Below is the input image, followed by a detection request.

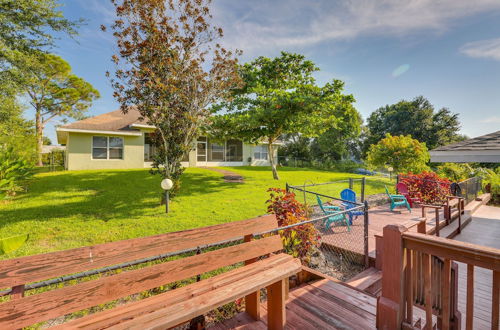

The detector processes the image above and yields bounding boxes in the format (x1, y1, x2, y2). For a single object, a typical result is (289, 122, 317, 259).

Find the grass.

(0, 166, 390, 259)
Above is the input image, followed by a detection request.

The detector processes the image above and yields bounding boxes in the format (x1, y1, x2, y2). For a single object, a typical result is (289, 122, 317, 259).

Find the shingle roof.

(60, 107, 147, 132)
(432, 130, 500, 151)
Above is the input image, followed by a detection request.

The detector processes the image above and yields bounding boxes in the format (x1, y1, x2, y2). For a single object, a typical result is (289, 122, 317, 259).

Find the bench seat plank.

(0, 235, 283, 329)
(109, 258, 300, 330)
(0, 215, 277, 288)
(54, 254, 297, 329)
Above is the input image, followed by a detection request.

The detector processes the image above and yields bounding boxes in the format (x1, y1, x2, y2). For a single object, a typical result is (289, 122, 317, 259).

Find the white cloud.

(212, 0, 500, 54)
(478, 116, 500, 124)
(460, 38, 500, 61)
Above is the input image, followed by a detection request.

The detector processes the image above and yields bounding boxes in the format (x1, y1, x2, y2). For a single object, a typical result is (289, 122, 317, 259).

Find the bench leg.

(267, 279, 286, 330)
(245, 291, 261, 320)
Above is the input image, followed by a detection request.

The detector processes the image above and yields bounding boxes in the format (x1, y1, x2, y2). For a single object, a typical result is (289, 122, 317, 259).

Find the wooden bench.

(0, 215, 301, 330)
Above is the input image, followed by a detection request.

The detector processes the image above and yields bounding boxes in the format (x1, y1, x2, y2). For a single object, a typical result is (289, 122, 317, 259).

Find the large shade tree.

(106, 0, 241, 193)
(210, 52, 355, 180)
(14, 53, 99, 166)
(364, 96, 464, 153)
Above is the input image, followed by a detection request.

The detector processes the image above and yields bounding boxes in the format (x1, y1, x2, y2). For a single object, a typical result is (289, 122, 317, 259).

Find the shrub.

(483, 168, 500, 204)
(266, 188, 320, 263)
(435, 163, 473, 182)
(366, 134, 430, 174)
(400, 171, 451, 204)
(0, 147, 35, 197)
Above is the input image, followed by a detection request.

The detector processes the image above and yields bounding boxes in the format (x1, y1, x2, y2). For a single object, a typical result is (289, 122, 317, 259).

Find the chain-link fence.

(285, 183, 369, 280)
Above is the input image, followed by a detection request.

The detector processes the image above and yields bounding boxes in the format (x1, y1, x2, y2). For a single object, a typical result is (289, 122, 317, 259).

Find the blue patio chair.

(385, 186, 411, 212)
(316, 195, 350, 231)
(340, 188, 364, 224)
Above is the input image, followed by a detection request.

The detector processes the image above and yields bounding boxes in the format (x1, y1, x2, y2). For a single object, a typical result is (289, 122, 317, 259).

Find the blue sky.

(43, 0, 500, 144)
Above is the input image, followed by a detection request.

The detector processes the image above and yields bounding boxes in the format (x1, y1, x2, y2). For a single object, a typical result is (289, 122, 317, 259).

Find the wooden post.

(364, 201, 369, 269)
(349, 178, 353, 190)
(244, 234, 260, 320)
(417, 218, 427, 234)
(466, 264, 474, 330)
(361, 177, 366, 202)
(377, 224, 408, 330)
(375, 235, 383, 270)
(435, 208, 440, 237)
(11, 285, 25, 300)
(267, 279, 286, 330)
(493, 271, 500, 330)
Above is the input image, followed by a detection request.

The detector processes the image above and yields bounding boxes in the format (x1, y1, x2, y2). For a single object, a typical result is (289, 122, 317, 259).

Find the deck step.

(345, 267, 382, 296)
(214, 278, 377, 329)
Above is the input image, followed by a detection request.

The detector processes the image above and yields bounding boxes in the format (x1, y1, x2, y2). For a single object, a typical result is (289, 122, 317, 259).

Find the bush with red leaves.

(266, 188, 320, 263)
(400, 172, 451, 204)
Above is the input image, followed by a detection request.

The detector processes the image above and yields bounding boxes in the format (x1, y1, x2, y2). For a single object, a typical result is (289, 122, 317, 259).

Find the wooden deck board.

(213, 278, 377, 329)
(452, 205, 500, 329)
(319, 203, 446, 258)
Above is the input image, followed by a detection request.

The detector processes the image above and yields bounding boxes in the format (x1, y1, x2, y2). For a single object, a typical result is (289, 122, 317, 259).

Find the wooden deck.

(319, 203, 446, 258)
(452, 205, 500, 329)
(212, 279, 377, 329)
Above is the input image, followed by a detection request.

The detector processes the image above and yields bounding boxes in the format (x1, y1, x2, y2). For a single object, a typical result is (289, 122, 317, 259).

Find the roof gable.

(60, 108, 147, 132)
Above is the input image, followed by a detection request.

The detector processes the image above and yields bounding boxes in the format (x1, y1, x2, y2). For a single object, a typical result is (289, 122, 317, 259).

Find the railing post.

(377, 224, 408, 330)
(285, 183, 289, 192)
(349, 178, 353, 190)
(361, 177, 366, 203)
(364, 200, 369, 268)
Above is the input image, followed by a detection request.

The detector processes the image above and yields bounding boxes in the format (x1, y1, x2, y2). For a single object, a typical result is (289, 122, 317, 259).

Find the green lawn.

(0, 166, 390, 258)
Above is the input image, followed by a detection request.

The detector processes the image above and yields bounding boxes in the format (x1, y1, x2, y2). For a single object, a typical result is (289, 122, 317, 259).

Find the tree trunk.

(35, 109, 44, 167)
(268, 139, 279, 180)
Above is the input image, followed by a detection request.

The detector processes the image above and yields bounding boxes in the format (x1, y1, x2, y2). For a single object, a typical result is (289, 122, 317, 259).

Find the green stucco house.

(56, 109, 280, 171)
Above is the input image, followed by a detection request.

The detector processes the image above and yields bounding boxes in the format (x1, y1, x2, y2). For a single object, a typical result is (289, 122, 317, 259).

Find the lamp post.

(161, 178, 173, 213)
(387, 166, 394, 181)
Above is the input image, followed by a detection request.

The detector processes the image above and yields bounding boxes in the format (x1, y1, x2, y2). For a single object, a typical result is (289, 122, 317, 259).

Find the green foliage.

(483, 168, 500, 204)
(0, 234, 28, 255)
(0, 0, 79, 57)
(366, 134, 430, 174)
(0, 91, 36, 160)
(13, 53, 99, 165)
(435, 163, 474, 182)
(311, 103, 363, 161)
(364, 96, 464, 153)
(266, 188, 319, 263)
(211, 52, 356, 180)
(278, 134, 314, 162)
(0, 147, 34, 197)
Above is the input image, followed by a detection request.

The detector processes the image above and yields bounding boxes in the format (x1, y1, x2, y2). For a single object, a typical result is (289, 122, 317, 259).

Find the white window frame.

(254, 145, 269, 160)
(91, 136, 124, 160)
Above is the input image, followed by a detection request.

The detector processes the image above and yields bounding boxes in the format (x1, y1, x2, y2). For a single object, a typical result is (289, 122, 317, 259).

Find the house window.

(92, 136, 123, 160)
(254, 145, 268, 160)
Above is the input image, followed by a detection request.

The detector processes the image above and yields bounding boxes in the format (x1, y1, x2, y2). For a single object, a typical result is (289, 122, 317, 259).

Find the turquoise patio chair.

(316, 195, 350, 231)
(385, 186, 411, 213)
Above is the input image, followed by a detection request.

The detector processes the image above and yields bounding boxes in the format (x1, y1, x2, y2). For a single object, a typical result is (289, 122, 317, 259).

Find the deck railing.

(377, 224, 500, 330)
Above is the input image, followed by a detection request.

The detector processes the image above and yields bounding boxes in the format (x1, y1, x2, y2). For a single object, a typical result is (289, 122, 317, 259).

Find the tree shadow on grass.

(0, 169, 241, 228)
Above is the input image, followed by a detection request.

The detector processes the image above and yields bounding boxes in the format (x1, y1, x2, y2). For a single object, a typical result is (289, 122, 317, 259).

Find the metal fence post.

(285, 183, 289, 192)
(349, 178, 353, 190)
(364, 200, 369, 269)
(361, 177, 366, 203)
